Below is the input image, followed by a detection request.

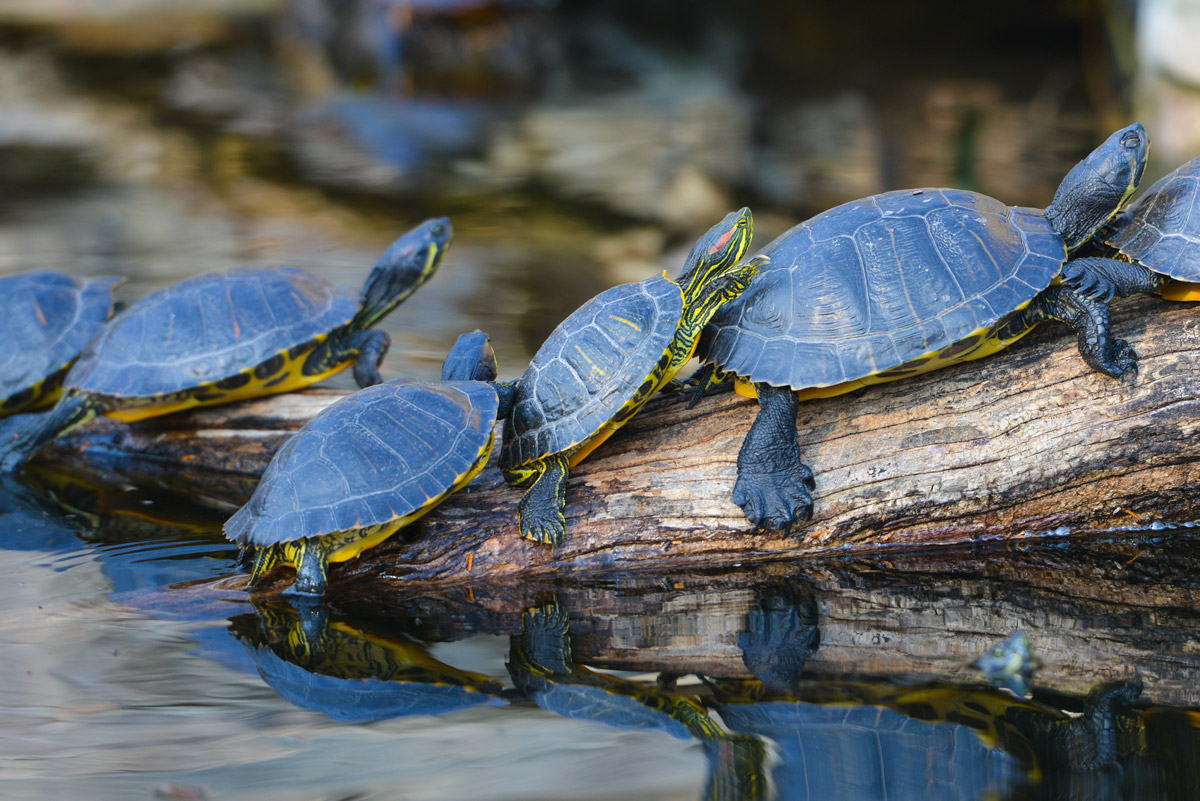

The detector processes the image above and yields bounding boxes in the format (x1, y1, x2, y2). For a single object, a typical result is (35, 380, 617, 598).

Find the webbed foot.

(518, 502, 566, 546)
(515, 454, 569, 547)
(733, 461, 815, 535)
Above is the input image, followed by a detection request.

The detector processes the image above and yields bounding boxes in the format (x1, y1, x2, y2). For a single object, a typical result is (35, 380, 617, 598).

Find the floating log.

(41, 296, 1200, 584)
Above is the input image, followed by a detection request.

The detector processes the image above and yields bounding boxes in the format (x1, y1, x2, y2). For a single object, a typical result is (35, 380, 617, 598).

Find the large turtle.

(500, 208, 760, 545)
(696, 124, 1149, 531)
(1064, 153, 1200, 303)
(0, 218, 451, 472)
(0, 271, 121, 417)
(226, 330, 516, 597)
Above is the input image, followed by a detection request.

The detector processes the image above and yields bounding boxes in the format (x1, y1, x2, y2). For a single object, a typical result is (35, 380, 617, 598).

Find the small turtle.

(231, 600, 505, 723)
(0, 271, 121, 417)
(0, 218, 451, 472)
(696, 124, 1149, 531)
(1065, 153, 1200, 303)
(500, 208, 760, 545)
(225, 330, 516, 596)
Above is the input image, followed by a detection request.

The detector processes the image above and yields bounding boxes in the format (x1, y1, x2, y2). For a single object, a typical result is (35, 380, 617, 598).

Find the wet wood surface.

(43, 296, 1200, 584)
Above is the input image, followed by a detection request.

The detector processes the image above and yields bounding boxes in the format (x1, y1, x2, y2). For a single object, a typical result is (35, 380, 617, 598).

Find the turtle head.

(676, 207, 753, 301)
(357, 217, 454, 328)
(441, 329, 499, 382)
(1045, 123, 1148, 251)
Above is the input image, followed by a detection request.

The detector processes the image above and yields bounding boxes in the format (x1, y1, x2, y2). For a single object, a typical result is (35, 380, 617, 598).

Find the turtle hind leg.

(515, 454, 570, 547)
(733, 384, 814, 535)
(282, 541, 330, 597)
(1026, 285, 1136, 380)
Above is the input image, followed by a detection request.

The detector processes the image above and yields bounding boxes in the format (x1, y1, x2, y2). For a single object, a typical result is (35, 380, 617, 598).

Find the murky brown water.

(3, 1, 1200, 798)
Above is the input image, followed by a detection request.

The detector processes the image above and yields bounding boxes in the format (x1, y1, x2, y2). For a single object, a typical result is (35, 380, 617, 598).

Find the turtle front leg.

(302, 328, 391, 388)
(1026, 285, 1137, 379)
(249, 544, 281, 586)
(1062, 256, 1164, 302)
(733, 383, 815, 535)
(284, 540, 330, 597)
(349, 329, 391, 388)
(516, 453, 570, 546)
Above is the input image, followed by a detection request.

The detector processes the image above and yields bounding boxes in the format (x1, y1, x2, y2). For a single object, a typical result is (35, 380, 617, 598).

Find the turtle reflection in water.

(230, 600, 505, 723)
(707, 676, 1147, 801)
(508, 601, 768, 801)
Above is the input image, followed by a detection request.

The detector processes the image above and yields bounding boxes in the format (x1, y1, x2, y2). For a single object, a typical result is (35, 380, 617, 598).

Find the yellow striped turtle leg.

(733, 383, 815, 535)
(516, 453, 570, 547)
(249, 544, 282, 586)
(303, 328, 392, 388)
(0, 391, 106, 473)
(287, 539, 331, 597)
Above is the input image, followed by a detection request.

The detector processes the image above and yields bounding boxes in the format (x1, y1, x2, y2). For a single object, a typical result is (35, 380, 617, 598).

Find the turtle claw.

(1063, 262, 1118, 303)
(733, 463, 815, 536)
(518, 509, 566, 547)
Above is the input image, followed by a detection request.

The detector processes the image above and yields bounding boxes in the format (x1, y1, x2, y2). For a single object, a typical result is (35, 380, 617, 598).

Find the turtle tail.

(0, 392, 99, 473)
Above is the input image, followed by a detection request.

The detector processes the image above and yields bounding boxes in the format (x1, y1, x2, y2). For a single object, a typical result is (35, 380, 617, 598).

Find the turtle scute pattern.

(68, 267, 359, 397)
(0, 273, 118, 404)
(225, 378, 498, 547)
(501, 276, 682, 470)
(1105, 160, 1200, 281)
(700, 189, 1065, 389)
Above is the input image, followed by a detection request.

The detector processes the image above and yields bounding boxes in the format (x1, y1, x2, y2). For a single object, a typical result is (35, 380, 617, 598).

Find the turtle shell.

(225, 378, 498, 545)
(0, 272, 120, 408)
(66, 267, 360, 398)
(698, 189, 1066, 389)
(1102, 156, 1200, 281)
(500, 275, 682, 471)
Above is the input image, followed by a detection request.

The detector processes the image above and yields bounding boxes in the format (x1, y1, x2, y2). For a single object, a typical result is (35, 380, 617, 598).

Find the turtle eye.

(1120, 131, 1142, 149)
(431, 223, 446, 240)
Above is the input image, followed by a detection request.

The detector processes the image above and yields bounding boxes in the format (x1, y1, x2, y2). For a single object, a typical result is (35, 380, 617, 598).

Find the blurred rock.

(751, 92, 884, 213)
(1134, 0, 1200, 173)
(0, 0, 280, 53)
(485, 77, 751, 228)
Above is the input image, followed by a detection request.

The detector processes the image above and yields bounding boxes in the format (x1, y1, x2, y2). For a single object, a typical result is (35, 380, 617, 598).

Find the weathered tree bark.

(44, 296, 1200, 584)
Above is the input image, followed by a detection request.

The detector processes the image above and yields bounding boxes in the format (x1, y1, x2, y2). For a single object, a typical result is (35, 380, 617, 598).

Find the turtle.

(0, 271, 121, 417)
(0, 218, 452, 472)
(695, 123, 1149, 531)
(225, 329, 517, 597)
(1063, 153, 1200, 304)
(230, 600, 505, 723)
(500, 207, 761, 546)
